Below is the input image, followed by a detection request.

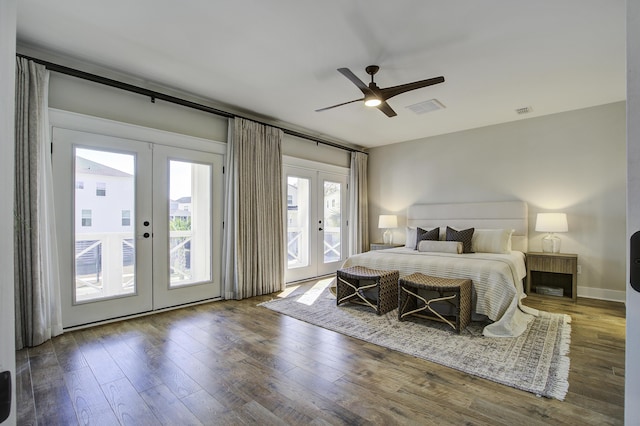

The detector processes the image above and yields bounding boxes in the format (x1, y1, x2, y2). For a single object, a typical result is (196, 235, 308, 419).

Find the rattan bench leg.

(337, 277, 379, 312)
(399, 286, 458, 331)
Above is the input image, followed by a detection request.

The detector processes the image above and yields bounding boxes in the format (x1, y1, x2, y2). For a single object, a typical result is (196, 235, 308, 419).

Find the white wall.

(282, 134, 350, 168)
(0, 1, 17, 424)
(45, 72, 351, 168)
(49, 73, 229, 142)
(368, 102, 626, 300)
(626, 1, 639, 423)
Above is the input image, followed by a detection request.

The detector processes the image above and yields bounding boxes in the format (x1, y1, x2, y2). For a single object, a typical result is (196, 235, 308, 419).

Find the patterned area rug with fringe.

(259, 286, 571, 400)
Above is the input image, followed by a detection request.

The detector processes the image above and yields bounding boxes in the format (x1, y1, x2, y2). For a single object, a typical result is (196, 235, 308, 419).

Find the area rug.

(259, 286, 571, 400)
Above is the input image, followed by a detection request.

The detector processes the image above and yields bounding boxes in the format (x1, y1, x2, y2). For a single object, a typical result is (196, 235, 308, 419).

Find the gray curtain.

(349, 151, 369, 255)
(222, 117, 285, 299)
(14, 57, 63, 349)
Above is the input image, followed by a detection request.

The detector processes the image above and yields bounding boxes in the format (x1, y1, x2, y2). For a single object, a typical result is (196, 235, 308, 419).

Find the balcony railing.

(74, 232, 135, 302)
(287, 226, 341, 268)
(74, 229, 196, 301)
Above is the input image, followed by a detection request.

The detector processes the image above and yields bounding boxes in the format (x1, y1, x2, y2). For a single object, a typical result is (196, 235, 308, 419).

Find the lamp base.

(542, 233, 561, 253)
(383, 229, 393, 244)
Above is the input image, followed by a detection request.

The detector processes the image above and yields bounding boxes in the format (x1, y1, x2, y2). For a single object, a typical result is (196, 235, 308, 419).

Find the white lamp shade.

(378, 214, 398, 229)
(535, 213, 568, 233)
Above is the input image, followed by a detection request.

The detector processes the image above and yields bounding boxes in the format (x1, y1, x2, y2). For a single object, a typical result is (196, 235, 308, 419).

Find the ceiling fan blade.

(315, 98, 363, 112)
(337, 68, 375, 96)
(377, 101, 397, 117)
(380, 76, 445, 101)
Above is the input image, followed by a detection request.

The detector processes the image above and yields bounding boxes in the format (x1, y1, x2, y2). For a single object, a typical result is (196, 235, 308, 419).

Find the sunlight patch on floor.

(296, 277, 334, 306)
(277, 284, 300, 298)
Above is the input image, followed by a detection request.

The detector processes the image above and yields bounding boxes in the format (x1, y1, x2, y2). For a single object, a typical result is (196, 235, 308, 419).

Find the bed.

(342, 201, 537, 337)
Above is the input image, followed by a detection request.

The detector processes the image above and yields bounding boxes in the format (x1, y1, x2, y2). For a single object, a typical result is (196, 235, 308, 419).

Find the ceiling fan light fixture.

(364, 97, 381, 107)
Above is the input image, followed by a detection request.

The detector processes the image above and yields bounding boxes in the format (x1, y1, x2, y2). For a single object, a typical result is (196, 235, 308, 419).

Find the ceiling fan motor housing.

(365, 65, 380, 76)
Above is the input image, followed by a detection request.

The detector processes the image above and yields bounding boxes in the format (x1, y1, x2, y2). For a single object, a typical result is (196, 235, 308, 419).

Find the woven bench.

(336, 266, 399, 315)
(398, 273, 472, 333)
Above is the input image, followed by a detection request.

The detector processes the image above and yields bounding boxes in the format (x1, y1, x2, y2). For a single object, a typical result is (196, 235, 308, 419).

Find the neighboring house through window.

(122, 210, 131, 226)
(96, 182, 106, 196)
(81, 209, 92, 227)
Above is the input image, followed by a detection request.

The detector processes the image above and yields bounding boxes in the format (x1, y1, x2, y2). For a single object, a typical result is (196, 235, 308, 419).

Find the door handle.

(143, 232, 150, 238)
(318, 227, 323, 231)
(631, 231, 640, 292)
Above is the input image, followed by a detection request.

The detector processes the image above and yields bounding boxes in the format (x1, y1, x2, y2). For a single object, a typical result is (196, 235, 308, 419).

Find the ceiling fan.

(316, 65, 445, 117)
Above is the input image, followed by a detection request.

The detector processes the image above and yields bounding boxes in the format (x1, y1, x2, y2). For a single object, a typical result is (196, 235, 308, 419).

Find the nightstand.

(370, 243, 403, 251)
(525, 252, 578, 301)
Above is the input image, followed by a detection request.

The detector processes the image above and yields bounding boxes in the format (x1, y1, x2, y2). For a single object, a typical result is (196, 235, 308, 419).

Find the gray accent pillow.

(415, 227, 439, 250)
(446, 226, 475, 253)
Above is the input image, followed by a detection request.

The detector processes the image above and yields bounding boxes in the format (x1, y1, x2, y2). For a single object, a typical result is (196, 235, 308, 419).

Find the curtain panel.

(223, 117, 285, 299)
(14, 58, 63, 349)
(349, 151, 369, 255)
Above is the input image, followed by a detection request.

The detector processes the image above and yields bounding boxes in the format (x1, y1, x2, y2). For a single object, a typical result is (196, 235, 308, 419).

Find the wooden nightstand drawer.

(527, 256, 575, 274)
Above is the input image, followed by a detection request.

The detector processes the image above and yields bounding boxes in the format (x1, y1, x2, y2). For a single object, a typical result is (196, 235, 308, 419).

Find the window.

(122, 210, 131, 226)
(96, 182, 106, 196)
(76, 181, 84, 189)
(287, 194, 293, 206)
(81, 209, 92, 227)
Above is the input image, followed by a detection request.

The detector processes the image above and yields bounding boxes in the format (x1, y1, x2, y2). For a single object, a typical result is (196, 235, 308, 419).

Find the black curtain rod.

(17, 53, 364, 154)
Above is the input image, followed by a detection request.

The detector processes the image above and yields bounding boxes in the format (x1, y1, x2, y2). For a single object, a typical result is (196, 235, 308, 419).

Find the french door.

(52, 128, 223, 328)
(285, 165, 348, 282)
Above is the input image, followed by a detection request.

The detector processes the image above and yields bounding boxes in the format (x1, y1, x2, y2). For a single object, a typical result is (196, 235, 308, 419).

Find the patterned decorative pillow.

(446, 226, 475, 253)
(415, 227, 439, 250)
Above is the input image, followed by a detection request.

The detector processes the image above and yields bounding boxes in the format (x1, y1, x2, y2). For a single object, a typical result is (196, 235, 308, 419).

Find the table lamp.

(378, 215, 398, 244)
(535, 213, 568, 253)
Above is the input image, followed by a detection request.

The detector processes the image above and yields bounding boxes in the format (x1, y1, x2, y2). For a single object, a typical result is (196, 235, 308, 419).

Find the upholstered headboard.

(406, 201, 528, 252)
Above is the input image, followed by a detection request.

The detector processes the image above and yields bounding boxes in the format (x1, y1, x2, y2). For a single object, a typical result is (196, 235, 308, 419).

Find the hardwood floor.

(16, 284, 625, 425)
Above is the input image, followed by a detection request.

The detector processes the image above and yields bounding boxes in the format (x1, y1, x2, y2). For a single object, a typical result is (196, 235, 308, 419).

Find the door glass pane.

(75, 148, 135, 302)
(287, 176, 310, 269)
(169, 160, 211, 287)
(323, 180, 342, 263)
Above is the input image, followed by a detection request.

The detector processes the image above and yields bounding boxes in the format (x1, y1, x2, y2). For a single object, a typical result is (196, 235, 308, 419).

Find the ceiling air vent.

(515, 106, 533, 115)
(406, 99, 445, 115)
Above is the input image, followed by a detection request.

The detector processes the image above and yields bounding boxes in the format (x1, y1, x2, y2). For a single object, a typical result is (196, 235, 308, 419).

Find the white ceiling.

(16, 0, 626, 149)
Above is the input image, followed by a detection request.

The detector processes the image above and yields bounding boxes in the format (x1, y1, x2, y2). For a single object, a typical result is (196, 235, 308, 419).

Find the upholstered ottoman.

(398, 273, 472, 333)
(336, 266, 399, 315)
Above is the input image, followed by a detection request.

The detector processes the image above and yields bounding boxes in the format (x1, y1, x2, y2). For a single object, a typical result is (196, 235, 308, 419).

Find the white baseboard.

(577, 287, 626, 303)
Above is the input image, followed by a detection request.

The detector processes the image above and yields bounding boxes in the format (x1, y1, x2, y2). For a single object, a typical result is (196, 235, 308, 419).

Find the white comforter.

(342, 248, 536, 337)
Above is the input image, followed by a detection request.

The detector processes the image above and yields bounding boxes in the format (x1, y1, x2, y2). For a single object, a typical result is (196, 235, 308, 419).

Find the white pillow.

(418, 240, 463, 254)
(405, 226, 417, 249)
(471, 229, 513, 254)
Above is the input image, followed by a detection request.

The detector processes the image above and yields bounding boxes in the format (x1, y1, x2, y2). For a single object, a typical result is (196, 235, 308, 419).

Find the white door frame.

(626, 3, 640, 421)
(50, 110, 226, 327)
(283, 157, 349, 282)
(152, 144, 223, 309)
(52, 129, 154, 327)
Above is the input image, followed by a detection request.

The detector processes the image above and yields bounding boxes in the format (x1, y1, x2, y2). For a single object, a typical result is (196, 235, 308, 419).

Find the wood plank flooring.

(16, 284, 625, 425)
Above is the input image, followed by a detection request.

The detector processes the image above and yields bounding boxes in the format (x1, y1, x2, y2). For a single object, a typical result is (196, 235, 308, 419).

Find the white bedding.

(342, 247, 537, 337)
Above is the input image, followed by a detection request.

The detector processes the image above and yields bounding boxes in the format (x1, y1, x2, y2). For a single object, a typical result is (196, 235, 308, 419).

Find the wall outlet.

(577, 265, 582, 274)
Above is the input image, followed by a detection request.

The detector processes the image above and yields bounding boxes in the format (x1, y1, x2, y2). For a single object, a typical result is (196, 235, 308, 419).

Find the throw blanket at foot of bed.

(342, 248, 537, 337)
